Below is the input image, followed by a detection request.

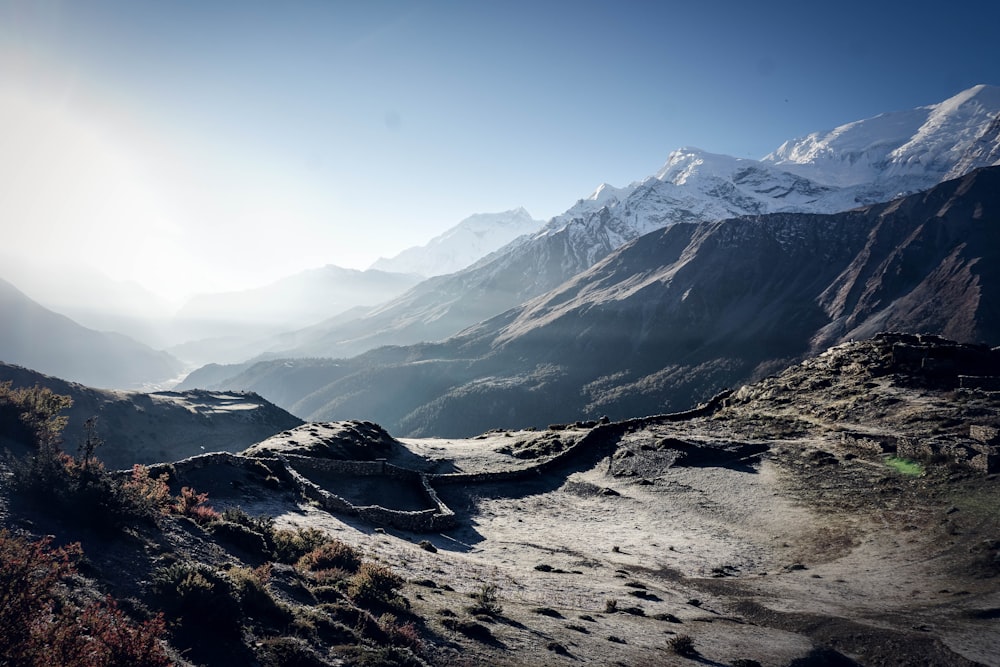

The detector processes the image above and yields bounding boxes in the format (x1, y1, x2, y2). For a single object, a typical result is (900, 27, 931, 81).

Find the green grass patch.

(885, 456, 923, 476)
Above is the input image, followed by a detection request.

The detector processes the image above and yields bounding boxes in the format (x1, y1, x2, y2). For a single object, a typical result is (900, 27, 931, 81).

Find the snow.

(763, 84, 1000, 188)
(370, 208, 544, 277)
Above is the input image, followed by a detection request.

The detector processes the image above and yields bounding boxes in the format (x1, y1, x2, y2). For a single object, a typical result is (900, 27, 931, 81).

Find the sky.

(2, 0, 999, 302)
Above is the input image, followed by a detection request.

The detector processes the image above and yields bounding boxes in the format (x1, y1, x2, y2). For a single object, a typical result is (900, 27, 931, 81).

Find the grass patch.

(885, 456, 924, 476)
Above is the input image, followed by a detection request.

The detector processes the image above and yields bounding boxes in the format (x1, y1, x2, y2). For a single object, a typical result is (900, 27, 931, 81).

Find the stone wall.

(840, 431, 896, 456)
(279, 456, 457, 532)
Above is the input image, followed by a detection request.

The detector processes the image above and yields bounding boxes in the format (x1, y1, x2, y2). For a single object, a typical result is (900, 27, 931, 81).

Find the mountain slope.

(200, 167, 1000, 436)
(0, 278, 183, 389)
(251, 85, 1000, 364)
(370, 207, 543, 277)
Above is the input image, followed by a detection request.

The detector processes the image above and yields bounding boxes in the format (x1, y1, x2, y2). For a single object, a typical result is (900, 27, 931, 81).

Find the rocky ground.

(2, 334, 999, 666)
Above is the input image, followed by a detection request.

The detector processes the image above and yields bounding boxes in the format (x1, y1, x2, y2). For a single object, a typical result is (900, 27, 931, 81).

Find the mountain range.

(183, 163, 1000, 435)
(221, 84, 1000, 365)
(178, 85, 1000, 431)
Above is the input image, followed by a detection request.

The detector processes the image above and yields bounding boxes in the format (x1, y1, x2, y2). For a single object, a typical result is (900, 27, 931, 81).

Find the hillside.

(3, 333, 998, 666)
(0, 362, 302, 469)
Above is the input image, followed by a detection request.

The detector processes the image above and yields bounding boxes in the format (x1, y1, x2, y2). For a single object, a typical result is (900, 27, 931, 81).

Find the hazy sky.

(2, 0, 999, 301)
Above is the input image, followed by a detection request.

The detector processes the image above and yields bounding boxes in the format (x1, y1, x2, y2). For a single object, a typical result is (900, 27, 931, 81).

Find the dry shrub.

(172, 486, 220, 524)
(0, 529, 171, 667)
(348, 562, 405, 606)
(121, 465, 172, 518)
(297, 540, 363, 574)
(271, 526, 331, 564)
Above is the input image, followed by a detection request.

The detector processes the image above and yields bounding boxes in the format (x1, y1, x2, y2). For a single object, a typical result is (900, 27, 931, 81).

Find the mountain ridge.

(243, 85, 1000, 364)
(0, 277, 184, 390)
(192, 166, 1000, 436)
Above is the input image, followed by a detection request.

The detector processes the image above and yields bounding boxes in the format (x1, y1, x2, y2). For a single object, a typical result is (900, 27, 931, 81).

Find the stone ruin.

(842, 425, 999, 475)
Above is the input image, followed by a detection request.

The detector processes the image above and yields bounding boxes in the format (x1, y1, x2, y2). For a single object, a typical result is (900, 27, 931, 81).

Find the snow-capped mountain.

(369, 208, 544, 277)
(540, 85, 1000, 252)
(764, 83, 1000, 188)
(192, 85, 1000, 365)
(192, 166, 1000, 435)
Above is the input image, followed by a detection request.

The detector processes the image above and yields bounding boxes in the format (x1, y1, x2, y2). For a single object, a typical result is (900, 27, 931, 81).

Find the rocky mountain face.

(370, 207, 543, 277)
(248, 85, 1000, 363)
(0, 278, 184, 390)
(196, 166, 1000, 436)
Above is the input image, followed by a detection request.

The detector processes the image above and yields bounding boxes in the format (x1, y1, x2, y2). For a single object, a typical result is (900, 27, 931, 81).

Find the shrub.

(0, 381, 72, 447)
(653, 612, 682, 623)
(256, 636, 326, 667)
(467, 582, 502, 616)
(153, 562, 241, 636)
(209, 520, 270, 557)
(44, 596, 171, 667)
(222, 506, 275, 535)
(604, 598, 618, 613)
(668, 634, 697, 656)
(546, 641, 570, 655)
(121, 465, 173, 519)
(271, 526, 331, 564)
(440, 618, 494, 642)
(10, 438, 170, 531)
(377, 613, 423, 650)
(349, 562, 405, 607)
(0, 530, 170, 667)
(531, 607, 563, 618)
(172, 486, 220, 524)
(297, 540, 363, 574)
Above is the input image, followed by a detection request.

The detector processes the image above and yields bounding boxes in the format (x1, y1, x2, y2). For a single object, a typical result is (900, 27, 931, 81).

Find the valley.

(2, 334, 998, 665)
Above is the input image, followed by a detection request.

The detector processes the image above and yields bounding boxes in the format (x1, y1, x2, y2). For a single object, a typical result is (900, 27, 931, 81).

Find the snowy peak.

(763, 84, 1000, 188)
(370, 208, 544, 277)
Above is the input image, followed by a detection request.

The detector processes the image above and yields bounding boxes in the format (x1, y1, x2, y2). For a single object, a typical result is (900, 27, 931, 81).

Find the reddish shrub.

(0, 530, 172, 666)
(296, 540, 362, 574)
(172, 486, 220, 524)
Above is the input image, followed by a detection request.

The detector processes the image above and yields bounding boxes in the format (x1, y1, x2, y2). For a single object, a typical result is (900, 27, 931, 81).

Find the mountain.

(764, 83, 1000, 189)
(243, 85, 1000, 364)
(0, 257, 178, 349)
(370, 207, 544, 277)
(0, 361, 302, 469)
(192, 166, 1000, 436)
(0, 277, 184, 390)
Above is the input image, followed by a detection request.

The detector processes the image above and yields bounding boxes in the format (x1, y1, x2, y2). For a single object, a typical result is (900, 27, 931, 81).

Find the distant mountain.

(248, 85, 1000, 363)
(370, 208, 544, 277)
(0, 278, 183, 389)
(0, 362, 302, 469)
(192, 166, 1000, 436)
(0, 258, 177, 349)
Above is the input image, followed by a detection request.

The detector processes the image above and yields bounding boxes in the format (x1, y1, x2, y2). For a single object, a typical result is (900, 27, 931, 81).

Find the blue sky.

(2, 0, 999, 300)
